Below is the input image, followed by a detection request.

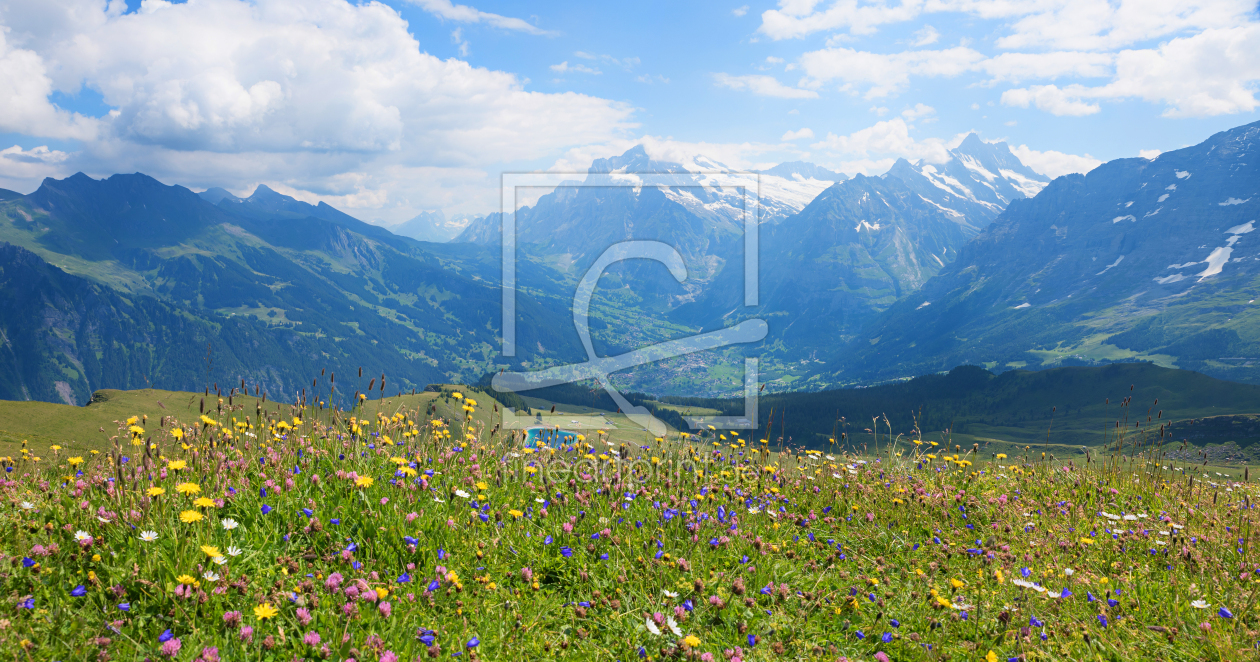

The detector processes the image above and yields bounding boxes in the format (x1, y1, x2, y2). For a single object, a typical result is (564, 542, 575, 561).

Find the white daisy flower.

(1192, 599, 1210, 609)
(1064, 568, 1074, 576)
(74, 530, 91, 542)
(139, 530, 158, 542)
(20, 501, 34, 510)
(202, 570, 220, 581)
(212, 555, 228, 566)
(227, 545, 243, 557)
(221, 518, 239, 531)
(455, 489, 471, 498)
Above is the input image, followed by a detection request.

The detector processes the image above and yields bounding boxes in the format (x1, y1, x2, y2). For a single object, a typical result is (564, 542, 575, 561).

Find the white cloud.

(451, 28, 470, 57)
(0, 144, 71, 186)
(757, 0, 1254, 50)
(1009, 144, 1102, 178)
(759, 0, 921, 40)
(0, 0, 636, 217)
(901, 102, 934, 120)
(979, 51, 1114, 83)
(551, 61, 601, 74)
(408, 0, 550, 35)
(766, 56, 785, 64)
(999, 25, 1260, 117)
(1095, 25, 1260, 117)
(797, 46, 984, 98)
(993, 0, 1254, 52)
(781, 127, 815, 140)
(1001, 85, 1101, 116)
(0, 31, 98, 141)
(733, 5, 749, 17)
(714, 73, 819, 99)
(911, 25, 939, 46)
(811, 118, 951, 164)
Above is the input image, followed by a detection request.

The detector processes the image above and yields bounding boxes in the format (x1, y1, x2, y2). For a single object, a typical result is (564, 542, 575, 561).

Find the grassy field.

(3, 384, 1260, 661)
(0, 386, 681, 459)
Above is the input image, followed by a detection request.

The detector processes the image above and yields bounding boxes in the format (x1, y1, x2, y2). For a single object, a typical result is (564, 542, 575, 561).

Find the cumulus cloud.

(0, 31, 98, 141)
(759, 0, 921, 40)
(714, 73, 819, 99)
(1009, 144, 1102, 178)
(0, 0, 636, 214)
(733, 5, 749, 17)
(758, 0, 1253, 49)
(811, 118, 951, 165)
(1001, 85, 1102, 116)
(979, 51, 1114, 83)
(781, 127, 815, 140)
(798, 46, 984, 98)
(999, 25, 1260, 117)
(0, 144, 71, 186)
(751, 1, 1260, 118)
(901, 103, 934, 120)
(911, 25, 939, 46)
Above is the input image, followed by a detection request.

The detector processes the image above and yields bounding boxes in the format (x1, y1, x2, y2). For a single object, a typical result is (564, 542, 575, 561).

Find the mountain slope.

(883, 133, 1051, 232)
(0, 173, 583, 403)
(833, 120, 1260, 385)
(672, 173, 972, 382)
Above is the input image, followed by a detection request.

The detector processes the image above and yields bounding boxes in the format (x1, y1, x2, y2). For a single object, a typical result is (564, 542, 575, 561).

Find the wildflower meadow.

(2, 385, 1258, 661)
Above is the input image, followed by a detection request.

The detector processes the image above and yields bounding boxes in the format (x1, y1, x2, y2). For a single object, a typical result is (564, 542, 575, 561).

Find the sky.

(1, 0, 1258, 224)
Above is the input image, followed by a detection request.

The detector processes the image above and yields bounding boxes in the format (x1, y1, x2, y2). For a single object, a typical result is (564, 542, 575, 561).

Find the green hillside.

(497, 363, 1260, 457)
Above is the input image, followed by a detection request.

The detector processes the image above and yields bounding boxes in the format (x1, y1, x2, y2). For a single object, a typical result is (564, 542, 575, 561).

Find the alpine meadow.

(2, 2, 1260, 662)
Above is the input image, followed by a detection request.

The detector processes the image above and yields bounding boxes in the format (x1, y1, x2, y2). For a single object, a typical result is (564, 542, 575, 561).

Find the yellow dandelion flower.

(177, 574, 197, 585)
(949, 578, 965, 589)
(193, 497, 216, 508)
(254, 603, 279, 620)
(179, 510, 204, 523)
(508, 509, 524, 518)
(683, 635, 701, 648)
(67, 457, 84, 466)
(167, 460, 187, 471)
(171, 429, 184, 441)
(147, 487, 166, 497)
(176, 482, 200, 495)
(355, 475, 374, 488)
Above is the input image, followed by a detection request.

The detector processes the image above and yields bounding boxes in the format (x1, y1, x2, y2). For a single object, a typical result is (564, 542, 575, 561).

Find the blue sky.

(1, 0, 1257, 222)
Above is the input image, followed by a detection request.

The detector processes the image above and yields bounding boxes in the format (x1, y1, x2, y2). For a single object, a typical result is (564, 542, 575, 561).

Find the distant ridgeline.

(485, 364, 1260, 452)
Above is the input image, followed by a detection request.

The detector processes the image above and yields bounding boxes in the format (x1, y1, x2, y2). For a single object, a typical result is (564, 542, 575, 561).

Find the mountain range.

(832, 120, 1260, 385)
(1, 122, 1256, 406)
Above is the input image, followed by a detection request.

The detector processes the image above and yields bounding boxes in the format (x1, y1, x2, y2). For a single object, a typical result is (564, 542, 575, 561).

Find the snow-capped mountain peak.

(883, 133, 1051, 231)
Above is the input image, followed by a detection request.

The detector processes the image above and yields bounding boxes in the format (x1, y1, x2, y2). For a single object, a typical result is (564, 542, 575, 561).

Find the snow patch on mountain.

(882, 133, 1050, 231)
